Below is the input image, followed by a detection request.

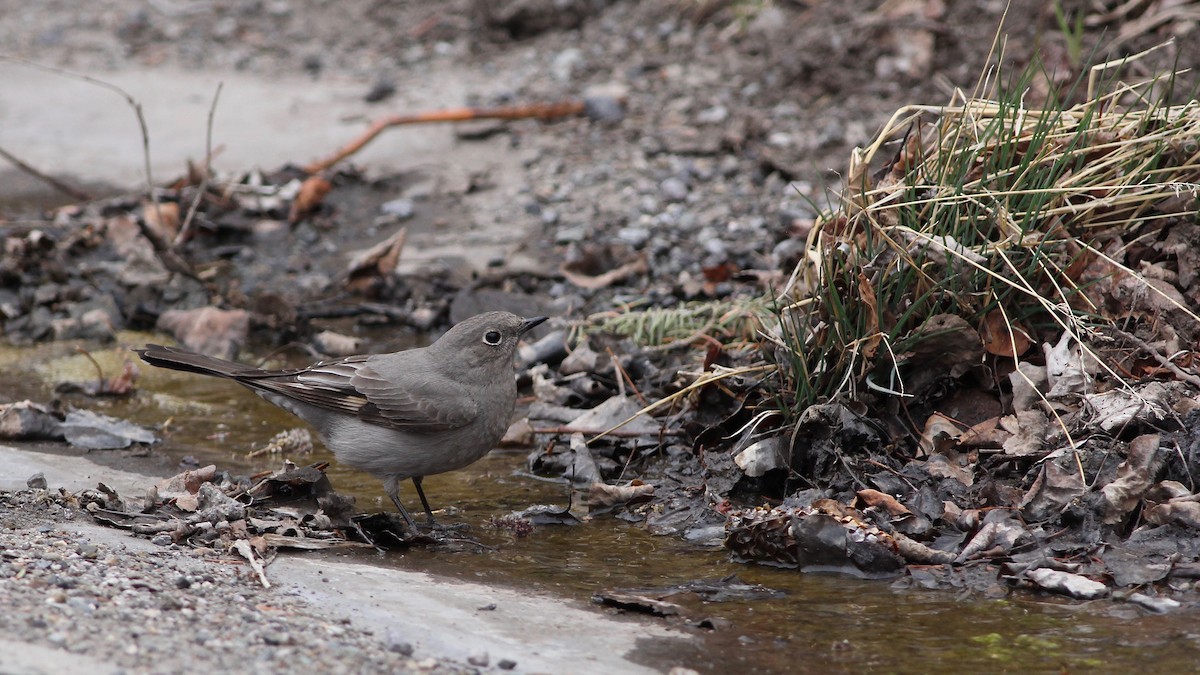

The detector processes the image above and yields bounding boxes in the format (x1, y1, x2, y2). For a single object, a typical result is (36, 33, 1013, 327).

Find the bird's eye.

(483, 330, 502, 346)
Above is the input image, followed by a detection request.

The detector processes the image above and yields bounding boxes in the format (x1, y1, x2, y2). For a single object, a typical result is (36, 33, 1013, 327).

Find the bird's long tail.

(135, 344, 262, 379)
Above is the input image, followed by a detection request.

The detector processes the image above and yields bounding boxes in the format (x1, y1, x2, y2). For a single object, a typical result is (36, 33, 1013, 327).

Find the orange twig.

(305, 100, 587, 174)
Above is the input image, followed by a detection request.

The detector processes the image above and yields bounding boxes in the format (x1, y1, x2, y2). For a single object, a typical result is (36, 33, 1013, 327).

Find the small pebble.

(380, 198, 415, 219)
(659, 177, 689, 202)
(468, 651, 490, 667)
(46, 632, 67, 647)
(263, 630, 293, 646)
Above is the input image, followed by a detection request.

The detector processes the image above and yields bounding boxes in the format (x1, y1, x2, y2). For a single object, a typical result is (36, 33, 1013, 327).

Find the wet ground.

(7, 339, 1200, 673)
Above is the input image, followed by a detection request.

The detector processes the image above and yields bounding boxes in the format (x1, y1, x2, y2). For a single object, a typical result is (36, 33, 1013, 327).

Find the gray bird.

(136, 311, 547, 533)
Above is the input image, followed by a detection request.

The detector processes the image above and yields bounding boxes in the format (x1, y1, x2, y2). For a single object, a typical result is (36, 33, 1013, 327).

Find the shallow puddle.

(8, 337, 1200, 672)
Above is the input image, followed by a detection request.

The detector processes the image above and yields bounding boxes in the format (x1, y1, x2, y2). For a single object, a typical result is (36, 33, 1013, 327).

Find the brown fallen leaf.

(499, 417, 535, 447)
(980, 309, 1032, 358)
(957, 415, 1009, 450)
(1020, 457, 1086, 522)
(1100, 433, 1165, 524)
(154, 464, 218, 500)
(142, 200, 181, 241)
(1145, 501, 1200, 529)
(855, 489, 912, 517)
(156, 306, 250, 359)
(588, 480, 655, 509)
(104, 360, 139, 396)
(288, 174, 332, 224)
(917, 412, 962, 457)
(345, 226, 407, 296)
(925, 449, 976, 487)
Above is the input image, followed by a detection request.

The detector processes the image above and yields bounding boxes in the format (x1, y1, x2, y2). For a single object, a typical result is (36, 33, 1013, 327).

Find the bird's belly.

(321, 419, 502, 479)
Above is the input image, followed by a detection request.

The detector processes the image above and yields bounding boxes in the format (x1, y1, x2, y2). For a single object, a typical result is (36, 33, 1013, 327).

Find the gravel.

(0, 489, 468, 675)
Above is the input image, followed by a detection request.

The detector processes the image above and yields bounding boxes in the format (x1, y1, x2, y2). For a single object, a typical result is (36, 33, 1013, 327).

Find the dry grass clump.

(771, 47, 1200, 415)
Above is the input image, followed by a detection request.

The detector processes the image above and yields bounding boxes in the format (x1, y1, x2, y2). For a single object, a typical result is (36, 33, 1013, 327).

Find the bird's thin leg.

(384, 476, 419, 534)
(411, 476, 437, 526)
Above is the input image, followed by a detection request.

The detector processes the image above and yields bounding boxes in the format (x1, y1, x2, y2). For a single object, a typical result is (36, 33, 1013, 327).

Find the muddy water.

(10, 338, 1200, 673)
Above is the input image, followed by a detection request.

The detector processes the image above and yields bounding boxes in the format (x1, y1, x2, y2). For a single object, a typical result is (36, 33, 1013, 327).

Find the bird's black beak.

(519, 316, 549, 335)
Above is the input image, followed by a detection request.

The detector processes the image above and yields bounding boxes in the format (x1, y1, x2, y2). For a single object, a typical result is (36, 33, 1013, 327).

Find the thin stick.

(1104, 325, 1200, 388)
(176, 82, 223, 247)
(304, 100, 586, 173)
(532, 426, 683, 438)
(0, 146, 92, 202)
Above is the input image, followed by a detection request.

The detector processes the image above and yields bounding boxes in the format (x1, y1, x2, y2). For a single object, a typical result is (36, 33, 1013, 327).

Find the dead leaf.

(1145, 501, 1200, 529)
(98, 361, 136, 396)
(588, 481, 655, 509)
(1008, 361, 1047, 413)
(1100, 434, 1165, 524)
(956, 511, 1029, 562)
(154, 465, 218, 501)
(345, 226, 407, 296)
(142, 200, 181, 241)
(733, 437, 787, 477)
(725, 505, 905, 578)
(957, 416, 1008, 450)
(925, 450, 975, 486)
(1020, 456, 1085, 521)
(1025, 568, 1108, 600)
(232, 538, 272, 588)
(156, 306, 250, 360)
(0, 401, 64, 441)
(898, 314, 983, 397)
(1044, 333, 1094, 398)
(1085, 383, 1173, 433)
(858, 273, 880, 358)
(980, 309, 1032, 357)
(1001, 410, 1049, 457)
(917, 412, 961, 457)
(312, 330, 362, 357)
(500, 417, 535, 447)
(855, 489, 911, 517)
(288, 174, 332, 224)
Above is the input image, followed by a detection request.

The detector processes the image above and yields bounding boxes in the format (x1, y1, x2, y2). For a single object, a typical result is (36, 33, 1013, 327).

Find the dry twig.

(305, 100, 586, 173)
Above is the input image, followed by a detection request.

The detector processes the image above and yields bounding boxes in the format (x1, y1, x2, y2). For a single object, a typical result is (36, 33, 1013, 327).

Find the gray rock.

(380, 198, 414, 220)
(616, 227, 651, 247)
(660, 177, 689, 202)
(26, 473, 47, 490)
(552, 47, 583, 81)
(554, 225, 588, 244)
(696, 105, 728, 125)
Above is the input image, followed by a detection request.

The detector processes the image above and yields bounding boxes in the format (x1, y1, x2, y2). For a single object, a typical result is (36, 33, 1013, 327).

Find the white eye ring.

(483, 330, 502, 345)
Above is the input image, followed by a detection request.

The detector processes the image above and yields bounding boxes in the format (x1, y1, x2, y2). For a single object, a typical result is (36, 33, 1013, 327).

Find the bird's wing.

(348, 360, 477, 431)
(284, 355, 477, 432)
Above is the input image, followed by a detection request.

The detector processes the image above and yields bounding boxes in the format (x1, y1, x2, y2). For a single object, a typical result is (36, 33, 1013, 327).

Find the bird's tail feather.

(135, 344, 259, 379)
